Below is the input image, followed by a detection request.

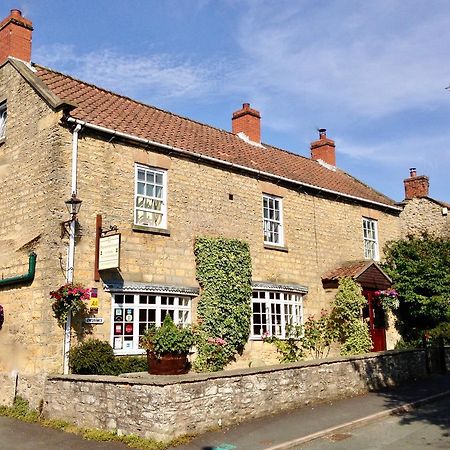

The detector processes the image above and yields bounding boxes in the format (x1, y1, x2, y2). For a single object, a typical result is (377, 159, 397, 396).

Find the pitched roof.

(29, 62, 398, 209)
(322, 260, 392, 290)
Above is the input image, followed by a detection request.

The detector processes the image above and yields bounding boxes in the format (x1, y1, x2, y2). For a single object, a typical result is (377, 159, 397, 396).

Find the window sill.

(264, 243, 288, 253)
(132, 224, 170, 236)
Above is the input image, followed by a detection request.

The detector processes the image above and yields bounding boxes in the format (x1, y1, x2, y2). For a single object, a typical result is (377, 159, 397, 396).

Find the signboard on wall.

(99, 234, 121, 270)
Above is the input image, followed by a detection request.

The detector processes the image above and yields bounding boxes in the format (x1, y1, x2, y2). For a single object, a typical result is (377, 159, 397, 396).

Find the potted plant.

(140, 314, 195, 375)
(49, 283, 90, 326)
(374, 289, 399, 311)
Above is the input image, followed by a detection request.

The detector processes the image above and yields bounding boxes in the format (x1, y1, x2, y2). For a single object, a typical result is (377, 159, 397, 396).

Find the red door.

(363, 290, 386, 352)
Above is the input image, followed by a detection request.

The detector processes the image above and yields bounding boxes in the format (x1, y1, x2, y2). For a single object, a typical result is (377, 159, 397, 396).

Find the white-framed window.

(263, 194, 283, 245)
(363, 217, 379, 260)
(0, 103, 6, 139)
(134, 164, 167, 228)
(251, 290, 303, 339)
(111, 293, 192, 354)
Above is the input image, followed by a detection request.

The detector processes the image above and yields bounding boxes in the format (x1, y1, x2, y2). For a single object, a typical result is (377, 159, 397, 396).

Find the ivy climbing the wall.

(193, 236, 252, 372)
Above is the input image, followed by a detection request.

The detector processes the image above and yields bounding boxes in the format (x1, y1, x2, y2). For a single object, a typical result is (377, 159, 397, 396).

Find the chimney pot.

(404, 168, 429, 199)
(0, 9, 33, 63)
(311, 128, 336, 166)
(232, 102, 261, 143)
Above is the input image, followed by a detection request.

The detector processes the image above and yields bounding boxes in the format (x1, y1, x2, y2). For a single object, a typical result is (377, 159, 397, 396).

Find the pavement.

(1, 374, 449, 449)
(171, 374, 450, 450)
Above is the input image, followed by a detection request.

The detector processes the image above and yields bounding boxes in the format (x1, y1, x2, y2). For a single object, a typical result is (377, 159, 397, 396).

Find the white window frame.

(263, 193, 284, 246)
(0, 103, 6, 139)
(111, 292, 192, 355)
(134, 164, 167, 229)
(250, 290, 303, 340)
(363, 217, 379, 260)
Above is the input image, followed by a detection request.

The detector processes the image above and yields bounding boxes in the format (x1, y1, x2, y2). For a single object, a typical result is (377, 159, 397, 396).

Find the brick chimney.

(404, 167, 429, 199)
(232, 103, 261, 143)
(310, 129, 336, 166)
(0, 9, 33, 64)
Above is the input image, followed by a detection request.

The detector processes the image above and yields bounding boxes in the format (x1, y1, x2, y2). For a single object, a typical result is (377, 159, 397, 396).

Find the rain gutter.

(0, 253, 37, 287)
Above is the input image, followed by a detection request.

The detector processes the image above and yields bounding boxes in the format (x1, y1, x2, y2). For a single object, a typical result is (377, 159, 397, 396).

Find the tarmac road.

(295, 395, 450, 450)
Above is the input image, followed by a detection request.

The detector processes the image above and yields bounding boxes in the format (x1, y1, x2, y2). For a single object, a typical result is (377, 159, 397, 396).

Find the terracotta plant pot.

(147, 351, 189, 375)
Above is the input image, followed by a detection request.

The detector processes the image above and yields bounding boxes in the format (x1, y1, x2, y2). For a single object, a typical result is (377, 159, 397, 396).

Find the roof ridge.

(33, 62, 239, 138)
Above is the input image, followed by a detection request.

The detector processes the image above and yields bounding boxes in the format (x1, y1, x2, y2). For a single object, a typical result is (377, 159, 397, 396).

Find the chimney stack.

(232, 103, 261, 143)
(310, 128, 336, 166)
(0, 9, 33, 64)
(404, 167, 429, 199)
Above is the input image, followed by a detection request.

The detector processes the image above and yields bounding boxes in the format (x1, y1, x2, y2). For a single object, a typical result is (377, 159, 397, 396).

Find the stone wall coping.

(47, 349, 424, 387)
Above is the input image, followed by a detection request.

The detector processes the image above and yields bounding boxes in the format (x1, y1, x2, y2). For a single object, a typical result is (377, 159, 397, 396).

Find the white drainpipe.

(63, 123, 82, 375)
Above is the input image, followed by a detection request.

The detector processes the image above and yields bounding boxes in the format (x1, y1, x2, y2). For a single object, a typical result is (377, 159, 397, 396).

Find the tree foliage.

(193, 236, 252, 371)
(383, 234, 450, 340)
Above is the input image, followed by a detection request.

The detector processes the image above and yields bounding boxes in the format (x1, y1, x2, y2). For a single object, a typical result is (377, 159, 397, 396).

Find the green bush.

(69, 339, 115, 375)
(332, 277, 372, 356)
(112, 356, 147, 374)
(429, 322, 450, 344)
(140, 314, 194, 357)
(69, 339, 147, 375)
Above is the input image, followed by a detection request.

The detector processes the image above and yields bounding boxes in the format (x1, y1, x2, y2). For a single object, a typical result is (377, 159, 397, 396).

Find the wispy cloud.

(34, 44, 222, 102)
(232, 0, 450, 120)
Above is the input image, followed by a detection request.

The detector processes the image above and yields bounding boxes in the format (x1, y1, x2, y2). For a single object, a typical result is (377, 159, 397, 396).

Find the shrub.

(69, 339, 115, 375)
(140, 314, 195, 357)
(69, 339, 148, 375)
(332, 277, 372, 356)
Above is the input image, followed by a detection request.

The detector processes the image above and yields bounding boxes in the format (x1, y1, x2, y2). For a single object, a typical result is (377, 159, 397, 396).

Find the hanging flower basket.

(49, 283, 90, 326)
(374, 289, 399, 311)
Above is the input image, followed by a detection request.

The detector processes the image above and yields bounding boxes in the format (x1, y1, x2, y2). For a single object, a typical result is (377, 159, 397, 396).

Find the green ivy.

(193, 236, 252, 371)
(332, 277, 372, 356)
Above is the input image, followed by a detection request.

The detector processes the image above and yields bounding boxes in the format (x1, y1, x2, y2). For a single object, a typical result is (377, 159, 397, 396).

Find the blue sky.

(7, 1, 450, 201)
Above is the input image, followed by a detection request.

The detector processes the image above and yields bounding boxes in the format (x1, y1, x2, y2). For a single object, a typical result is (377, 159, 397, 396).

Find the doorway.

(363, 290, 386, 352)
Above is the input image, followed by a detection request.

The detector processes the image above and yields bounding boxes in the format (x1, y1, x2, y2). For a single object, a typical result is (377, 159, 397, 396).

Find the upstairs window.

(263, 194, 283, 245)
(0, 103, 6, 139)
(135, 164, 167, 228)
(363, 217, 379, 260)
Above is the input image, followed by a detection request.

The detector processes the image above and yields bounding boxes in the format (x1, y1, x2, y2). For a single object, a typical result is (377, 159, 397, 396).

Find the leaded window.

(0, 103, 6, 139)
(363, 217, 379, 260)
(251, 290, 303, 339)
(263, 194, 283, 245)
(135, 164, 167, 228)
(111, 293, 191, 354)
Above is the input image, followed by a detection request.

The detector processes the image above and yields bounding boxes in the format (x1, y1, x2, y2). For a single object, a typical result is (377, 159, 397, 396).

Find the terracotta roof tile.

(322, 261, 370, 281)
(34, 64, 397, 208)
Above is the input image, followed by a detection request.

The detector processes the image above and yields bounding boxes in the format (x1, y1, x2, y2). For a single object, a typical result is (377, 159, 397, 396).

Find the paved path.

(0, 416, 129, 450)
(297, 395, 450, 449)
(171, 374, 450, 450)
(1, 374, 449, 450)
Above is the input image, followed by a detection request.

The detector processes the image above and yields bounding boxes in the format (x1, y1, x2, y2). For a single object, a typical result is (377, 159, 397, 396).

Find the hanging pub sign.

(98, 233, 121, 270)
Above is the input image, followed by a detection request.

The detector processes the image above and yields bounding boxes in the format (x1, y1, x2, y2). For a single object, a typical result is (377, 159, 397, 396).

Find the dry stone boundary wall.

(0, 349, 443, 441)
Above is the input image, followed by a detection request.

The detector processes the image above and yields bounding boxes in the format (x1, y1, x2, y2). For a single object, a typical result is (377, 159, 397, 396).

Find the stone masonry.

(0, 58, 401, 374)
(40, 350, 427, 441)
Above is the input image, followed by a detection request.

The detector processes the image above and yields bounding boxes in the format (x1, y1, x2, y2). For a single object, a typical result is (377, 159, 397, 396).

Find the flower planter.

(147, 351, 189, 375)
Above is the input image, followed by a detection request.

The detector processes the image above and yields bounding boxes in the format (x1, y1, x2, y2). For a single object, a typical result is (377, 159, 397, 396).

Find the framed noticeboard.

(99, 234, 120, 270)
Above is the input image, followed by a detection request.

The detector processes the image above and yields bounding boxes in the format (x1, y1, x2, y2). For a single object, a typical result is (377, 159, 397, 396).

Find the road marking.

(211, 445, 236, 450)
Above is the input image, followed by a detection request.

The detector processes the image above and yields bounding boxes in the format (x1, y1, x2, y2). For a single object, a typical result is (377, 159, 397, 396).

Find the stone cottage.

(0, 9, 402, 375)
(399, 168, 449, 238)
